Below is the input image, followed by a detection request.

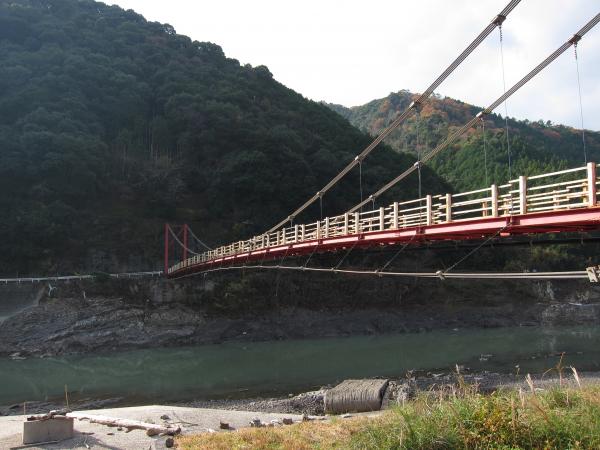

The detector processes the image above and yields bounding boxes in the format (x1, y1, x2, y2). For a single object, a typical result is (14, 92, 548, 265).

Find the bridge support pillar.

(426, 195, 433, 225)
(445, 194, 452, 222)
(587, 162, 596, 206)
(491, 184, 499, 217)
(519, 176, 527, 215)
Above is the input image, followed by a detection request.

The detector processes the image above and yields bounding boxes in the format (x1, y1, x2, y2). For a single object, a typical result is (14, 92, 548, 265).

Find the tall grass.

(178, 382, 600, 450)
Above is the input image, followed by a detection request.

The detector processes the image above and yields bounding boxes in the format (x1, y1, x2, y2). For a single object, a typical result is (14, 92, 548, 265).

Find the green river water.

(1, 325, 599, 406)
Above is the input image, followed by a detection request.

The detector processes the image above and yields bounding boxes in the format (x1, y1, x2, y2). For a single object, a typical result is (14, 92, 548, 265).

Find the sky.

(109, 0, 600, 131)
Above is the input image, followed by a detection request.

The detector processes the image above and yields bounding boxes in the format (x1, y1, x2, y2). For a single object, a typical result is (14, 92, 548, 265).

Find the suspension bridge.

(166, 2, 600, 283)
(6, 2, 598, 285)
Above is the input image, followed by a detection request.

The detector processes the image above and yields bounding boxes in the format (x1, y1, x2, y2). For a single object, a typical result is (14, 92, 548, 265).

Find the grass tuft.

(178, 383, 600, 449)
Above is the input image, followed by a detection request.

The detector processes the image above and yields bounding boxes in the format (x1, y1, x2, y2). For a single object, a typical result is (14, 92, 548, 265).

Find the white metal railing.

(169, 163, 598, 274)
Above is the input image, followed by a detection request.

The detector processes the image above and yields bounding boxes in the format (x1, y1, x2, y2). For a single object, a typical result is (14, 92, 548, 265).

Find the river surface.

(1, 325, 599, 406)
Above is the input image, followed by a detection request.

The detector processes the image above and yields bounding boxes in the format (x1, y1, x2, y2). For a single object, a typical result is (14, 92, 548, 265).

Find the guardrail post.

(379, 207, 385, 231)
(445, 194, 452, 222)
(324, 217, 330, 238)
(354, 212, 360, 234)
(301, 224, 306, 240)
(281, 228, 286, 244)
(587, 162, 596, 207)
(316, 220, 321, 240)
(294, 225, 299, 242)
(392, 202, 399, 229)
(491, 184, 498, 217)
(519, 176, 527, 215)
(426, 195, 433, 225)
(344, 213, 349, 234)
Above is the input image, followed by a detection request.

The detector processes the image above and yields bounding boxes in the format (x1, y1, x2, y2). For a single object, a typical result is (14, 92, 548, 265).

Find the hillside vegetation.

(326, 90, 600, 191)
(1, 0, 598, 277)
(0, 0, 444, 274)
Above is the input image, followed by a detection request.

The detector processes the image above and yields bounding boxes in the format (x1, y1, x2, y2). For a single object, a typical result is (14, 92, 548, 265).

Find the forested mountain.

(0, 0, 446, 274)
(326, 91, 600, 191)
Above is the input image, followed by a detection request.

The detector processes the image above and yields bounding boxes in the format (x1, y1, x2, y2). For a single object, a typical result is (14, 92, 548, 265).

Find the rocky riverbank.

(4, 370, 600, 418)
(1, 273, 600, 357)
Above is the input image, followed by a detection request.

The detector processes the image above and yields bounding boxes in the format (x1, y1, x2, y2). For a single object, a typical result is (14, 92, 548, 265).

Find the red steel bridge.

(166, 3, 600, 282)
(167, 164, 600, 280)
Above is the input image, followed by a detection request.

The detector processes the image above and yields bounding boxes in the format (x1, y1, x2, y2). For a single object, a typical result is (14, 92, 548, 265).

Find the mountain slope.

(0, 0, 448, 274)
(325, 90, 600, 191)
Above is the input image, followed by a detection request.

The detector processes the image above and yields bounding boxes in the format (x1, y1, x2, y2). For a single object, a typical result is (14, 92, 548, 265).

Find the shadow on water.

(1, 325, 599, 406)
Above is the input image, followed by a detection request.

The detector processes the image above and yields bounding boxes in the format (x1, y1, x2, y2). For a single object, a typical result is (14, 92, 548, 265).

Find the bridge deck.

(168, 163, 600, 278)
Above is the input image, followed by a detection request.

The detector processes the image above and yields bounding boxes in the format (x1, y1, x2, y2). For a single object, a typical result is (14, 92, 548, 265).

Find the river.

(1, 325, 599, 406)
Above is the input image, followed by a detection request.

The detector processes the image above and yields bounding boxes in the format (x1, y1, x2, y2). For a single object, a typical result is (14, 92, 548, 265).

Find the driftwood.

(324, 379, 389, 414)
(27, 410, 69, 421)
(66, 412, 181, 436)
(28, 411, 180, 436)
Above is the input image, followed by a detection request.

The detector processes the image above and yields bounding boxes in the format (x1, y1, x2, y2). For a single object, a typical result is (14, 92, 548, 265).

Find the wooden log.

(65, 412, 181, 436)
(27, 410, 68, 421)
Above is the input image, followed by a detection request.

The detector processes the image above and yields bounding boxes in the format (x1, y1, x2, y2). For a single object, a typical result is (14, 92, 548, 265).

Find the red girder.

(168, 207, 600, 278)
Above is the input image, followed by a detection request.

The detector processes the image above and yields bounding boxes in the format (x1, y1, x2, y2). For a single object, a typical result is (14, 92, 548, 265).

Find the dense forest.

(326, 91, 600, 191)
(0, 0, 445, 274)
(0, 0, 598, 277)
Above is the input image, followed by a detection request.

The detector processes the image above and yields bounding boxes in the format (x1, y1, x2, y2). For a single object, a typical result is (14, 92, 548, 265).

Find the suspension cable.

(443, 226, 507, 274)
(416, 110, 423, 223)
(359, 160, 364, 212)
(499, 24, 513, 180)
(347, 12, 600, 214)
(172, 265, 588, 281)
(265, 0, 521, 233)
(574, 43, 587, 163)
(416, 111, 422, 199)
(332, 241, 359, 270)
(378, 234, 417, 273)
(319, 195, 323, 220)
(187, 227, 212, 251)
(481, 116, 489, 185)
(168, 225, 201, 256)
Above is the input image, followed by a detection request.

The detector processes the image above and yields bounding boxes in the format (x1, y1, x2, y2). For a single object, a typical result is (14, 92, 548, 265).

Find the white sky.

(109, 0, 600, 130)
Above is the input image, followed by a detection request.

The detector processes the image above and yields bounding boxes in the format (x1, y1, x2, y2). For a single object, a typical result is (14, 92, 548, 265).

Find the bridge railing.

(168, 163, 598, 274)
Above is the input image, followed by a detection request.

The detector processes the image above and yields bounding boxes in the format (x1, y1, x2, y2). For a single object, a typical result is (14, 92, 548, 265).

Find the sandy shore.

(0, 405, 305, 449)
(2, 371, 598, 449)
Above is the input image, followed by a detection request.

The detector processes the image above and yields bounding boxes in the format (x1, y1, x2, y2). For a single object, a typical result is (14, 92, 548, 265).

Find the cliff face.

(1, 273, 599, 357)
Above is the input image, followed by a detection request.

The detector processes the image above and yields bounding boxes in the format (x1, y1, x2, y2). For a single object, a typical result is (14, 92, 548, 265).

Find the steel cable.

(348, 13, 600, 213)
(265, 1, 522, 233)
